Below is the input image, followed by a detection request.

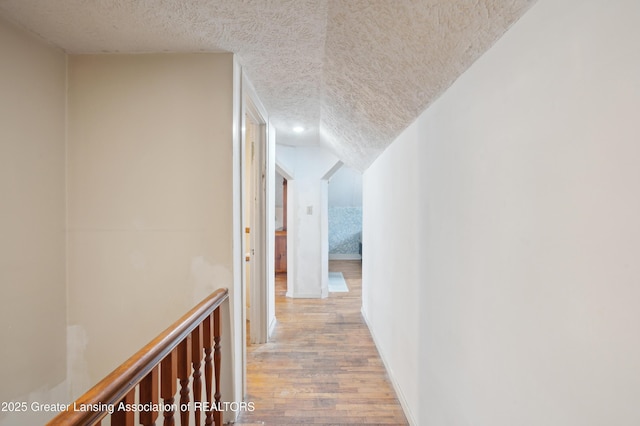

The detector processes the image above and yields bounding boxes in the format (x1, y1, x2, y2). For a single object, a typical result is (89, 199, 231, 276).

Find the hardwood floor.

(235, 260, 408, 425)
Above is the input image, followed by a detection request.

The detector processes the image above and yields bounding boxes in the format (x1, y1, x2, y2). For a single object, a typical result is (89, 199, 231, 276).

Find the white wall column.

(276, 146, 339, 298)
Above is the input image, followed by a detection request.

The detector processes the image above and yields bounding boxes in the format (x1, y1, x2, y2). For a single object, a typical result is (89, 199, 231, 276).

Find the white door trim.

(239, 70, 272, 398)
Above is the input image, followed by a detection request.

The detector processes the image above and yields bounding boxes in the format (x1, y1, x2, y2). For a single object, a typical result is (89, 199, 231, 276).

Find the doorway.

(242, 107, 267, 345)
(240, 78, 272, 400)
(244, 114, 257, 347)
(275, 172, 287, 274)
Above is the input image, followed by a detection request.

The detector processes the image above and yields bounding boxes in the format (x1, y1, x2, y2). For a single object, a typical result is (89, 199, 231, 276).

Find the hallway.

(237, 260, 408, 425)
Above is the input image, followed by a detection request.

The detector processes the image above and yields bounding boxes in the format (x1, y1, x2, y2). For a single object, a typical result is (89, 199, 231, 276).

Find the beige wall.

(1, 21, 245, 422)
(0, 16, 68, 421)
(363, 0, 640, 424)
(66, 53, 237, 397)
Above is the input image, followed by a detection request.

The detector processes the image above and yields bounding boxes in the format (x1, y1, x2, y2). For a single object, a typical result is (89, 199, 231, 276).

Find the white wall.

(66, 54, 240, 406)
(363, 0, 640, 424)
(274, 145, 297, 177)
(0, 17, 69, 425)
(328, 165, 362, 207)
(276, 145, 340, 297)
(287, 179, 328, 297)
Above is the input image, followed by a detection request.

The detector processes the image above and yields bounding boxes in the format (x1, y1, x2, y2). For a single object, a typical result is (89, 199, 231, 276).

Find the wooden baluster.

(140, 366, 159, 426)
(191, 325, 203, 426)
(161, 349, 178, 426)
(213, 308, 222, 426)
(203, 314, 214, 426)
(112, 388, 135, 426)
(178, 336, 192, 426)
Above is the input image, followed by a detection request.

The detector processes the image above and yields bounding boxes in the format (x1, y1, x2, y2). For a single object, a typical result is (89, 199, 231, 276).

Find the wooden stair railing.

(47, 288, 229, 426)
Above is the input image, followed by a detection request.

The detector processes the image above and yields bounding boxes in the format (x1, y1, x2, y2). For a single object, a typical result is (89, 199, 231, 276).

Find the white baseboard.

(329, 253, 362, 260)
(285, 291, 323, 299)
(268, 317, 277, 339)
(361, 307, 418, 426)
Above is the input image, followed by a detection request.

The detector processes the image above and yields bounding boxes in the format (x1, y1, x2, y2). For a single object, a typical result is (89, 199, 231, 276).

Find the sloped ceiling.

(0, 0, 535, 171)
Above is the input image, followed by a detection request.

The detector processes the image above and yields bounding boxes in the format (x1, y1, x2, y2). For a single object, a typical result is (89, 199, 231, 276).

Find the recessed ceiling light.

(293, 126, 304, 133)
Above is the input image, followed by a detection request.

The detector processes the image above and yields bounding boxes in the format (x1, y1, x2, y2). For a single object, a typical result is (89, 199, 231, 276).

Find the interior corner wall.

(66, 53, 237, 399)
(0, 17, 68, 425)
(362, 0, 640, 424)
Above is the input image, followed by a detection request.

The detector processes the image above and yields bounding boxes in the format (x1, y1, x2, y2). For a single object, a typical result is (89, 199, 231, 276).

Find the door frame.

(243, 96, 267, 345)
(239, 71, 271, 397)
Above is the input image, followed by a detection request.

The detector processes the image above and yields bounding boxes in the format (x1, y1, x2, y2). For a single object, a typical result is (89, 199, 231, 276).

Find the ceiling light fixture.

(293, 126, 304, 133)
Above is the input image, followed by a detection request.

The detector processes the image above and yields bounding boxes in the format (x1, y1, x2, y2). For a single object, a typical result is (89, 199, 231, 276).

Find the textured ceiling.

(0, 0, 535, 171)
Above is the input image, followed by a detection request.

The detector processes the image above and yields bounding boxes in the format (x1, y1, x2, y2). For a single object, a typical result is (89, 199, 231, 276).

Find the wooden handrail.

(47, 288, 229, 426)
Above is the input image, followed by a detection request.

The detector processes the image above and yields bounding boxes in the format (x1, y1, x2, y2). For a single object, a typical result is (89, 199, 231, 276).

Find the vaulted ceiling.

(0, 0, 535, 171)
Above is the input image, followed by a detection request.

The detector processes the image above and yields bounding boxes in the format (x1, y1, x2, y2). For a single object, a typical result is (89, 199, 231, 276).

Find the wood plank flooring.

(235, 260, 408, 425)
